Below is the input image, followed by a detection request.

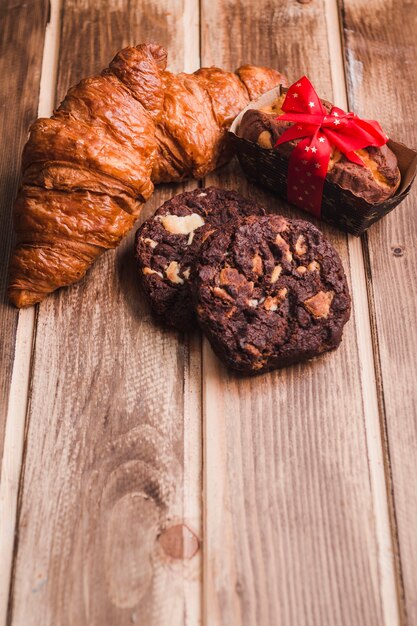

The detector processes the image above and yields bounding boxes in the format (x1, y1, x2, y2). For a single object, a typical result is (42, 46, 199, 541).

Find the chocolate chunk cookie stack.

(135, 187, 351, 374)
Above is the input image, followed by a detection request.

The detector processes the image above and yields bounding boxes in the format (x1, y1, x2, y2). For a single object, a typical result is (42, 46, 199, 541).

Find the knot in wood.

(158, 524, 199, 559)
(392, 245, 404, 257)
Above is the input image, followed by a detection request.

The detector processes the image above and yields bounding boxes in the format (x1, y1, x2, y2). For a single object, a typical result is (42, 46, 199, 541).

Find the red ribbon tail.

(344, 150, 366, 166)
(286, 137, 331, 218)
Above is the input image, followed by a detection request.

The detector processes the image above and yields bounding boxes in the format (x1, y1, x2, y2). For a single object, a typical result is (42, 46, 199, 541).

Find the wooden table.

(0, 0, 416, 624)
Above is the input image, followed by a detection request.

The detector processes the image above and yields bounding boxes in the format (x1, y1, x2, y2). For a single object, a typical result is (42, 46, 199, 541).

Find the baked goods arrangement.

(8, 43, 285, 308)
(135, 189, 351, 373)
(8, 43, 416, 372)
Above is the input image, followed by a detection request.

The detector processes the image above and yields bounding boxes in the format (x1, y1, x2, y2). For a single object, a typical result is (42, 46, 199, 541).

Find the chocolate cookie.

(193, 215, 351, 373)
(135, 187, 264, 329)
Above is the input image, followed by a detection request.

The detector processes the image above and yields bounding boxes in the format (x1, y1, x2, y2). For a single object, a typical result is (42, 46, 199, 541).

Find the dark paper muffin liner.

(229, 86, 417, 236)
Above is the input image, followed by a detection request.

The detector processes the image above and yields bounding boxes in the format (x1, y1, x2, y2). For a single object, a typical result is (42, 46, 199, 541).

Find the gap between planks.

(324, 0, 400, 624)
(182, 2, 203, 624)
(0, 0, 62, 623)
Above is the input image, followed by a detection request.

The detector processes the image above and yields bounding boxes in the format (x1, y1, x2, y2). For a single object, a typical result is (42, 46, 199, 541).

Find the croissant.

(8, 43, 285, 307)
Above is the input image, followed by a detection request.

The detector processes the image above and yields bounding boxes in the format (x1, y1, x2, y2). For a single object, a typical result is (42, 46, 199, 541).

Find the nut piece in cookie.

(193, 214, 351, 373)
(135, 187, 265, 329)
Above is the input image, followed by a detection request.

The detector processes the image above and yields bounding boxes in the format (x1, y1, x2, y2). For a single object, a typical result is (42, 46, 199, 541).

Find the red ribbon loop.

(274, 76, 388, 217)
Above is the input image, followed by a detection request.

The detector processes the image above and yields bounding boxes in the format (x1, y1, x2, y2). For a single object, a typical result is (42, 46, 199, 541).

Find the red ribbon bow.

(275, 76, 388, 217)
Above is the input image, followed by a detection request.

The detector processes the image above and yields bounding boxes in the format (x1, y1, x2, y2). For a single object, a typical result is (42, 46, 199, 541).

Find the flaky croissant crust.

(9, 43, 285, 307)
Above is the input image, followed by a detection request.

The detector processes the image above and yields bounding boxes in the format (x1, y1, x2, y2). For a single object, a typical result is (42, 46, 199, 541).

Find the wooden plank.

(0, 2, 49, 624)
(200, 0, 398, 624)
(325, 3, 399, 623)
(8, 1, 202, 625)
(340, 0, 417, 623)
(0, 0, 62, 619)
(0, 0, 48, 479)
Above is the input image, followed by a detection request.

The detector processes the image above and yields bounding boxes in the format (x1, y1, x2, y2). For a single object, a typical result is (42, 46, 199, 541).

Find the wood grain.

(8, 2, 202, 625)
(201, 0, 394, 623)
(341, 0, 417, 622)
(0, 0, 48, 478)
(2, 0, 415, 624)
